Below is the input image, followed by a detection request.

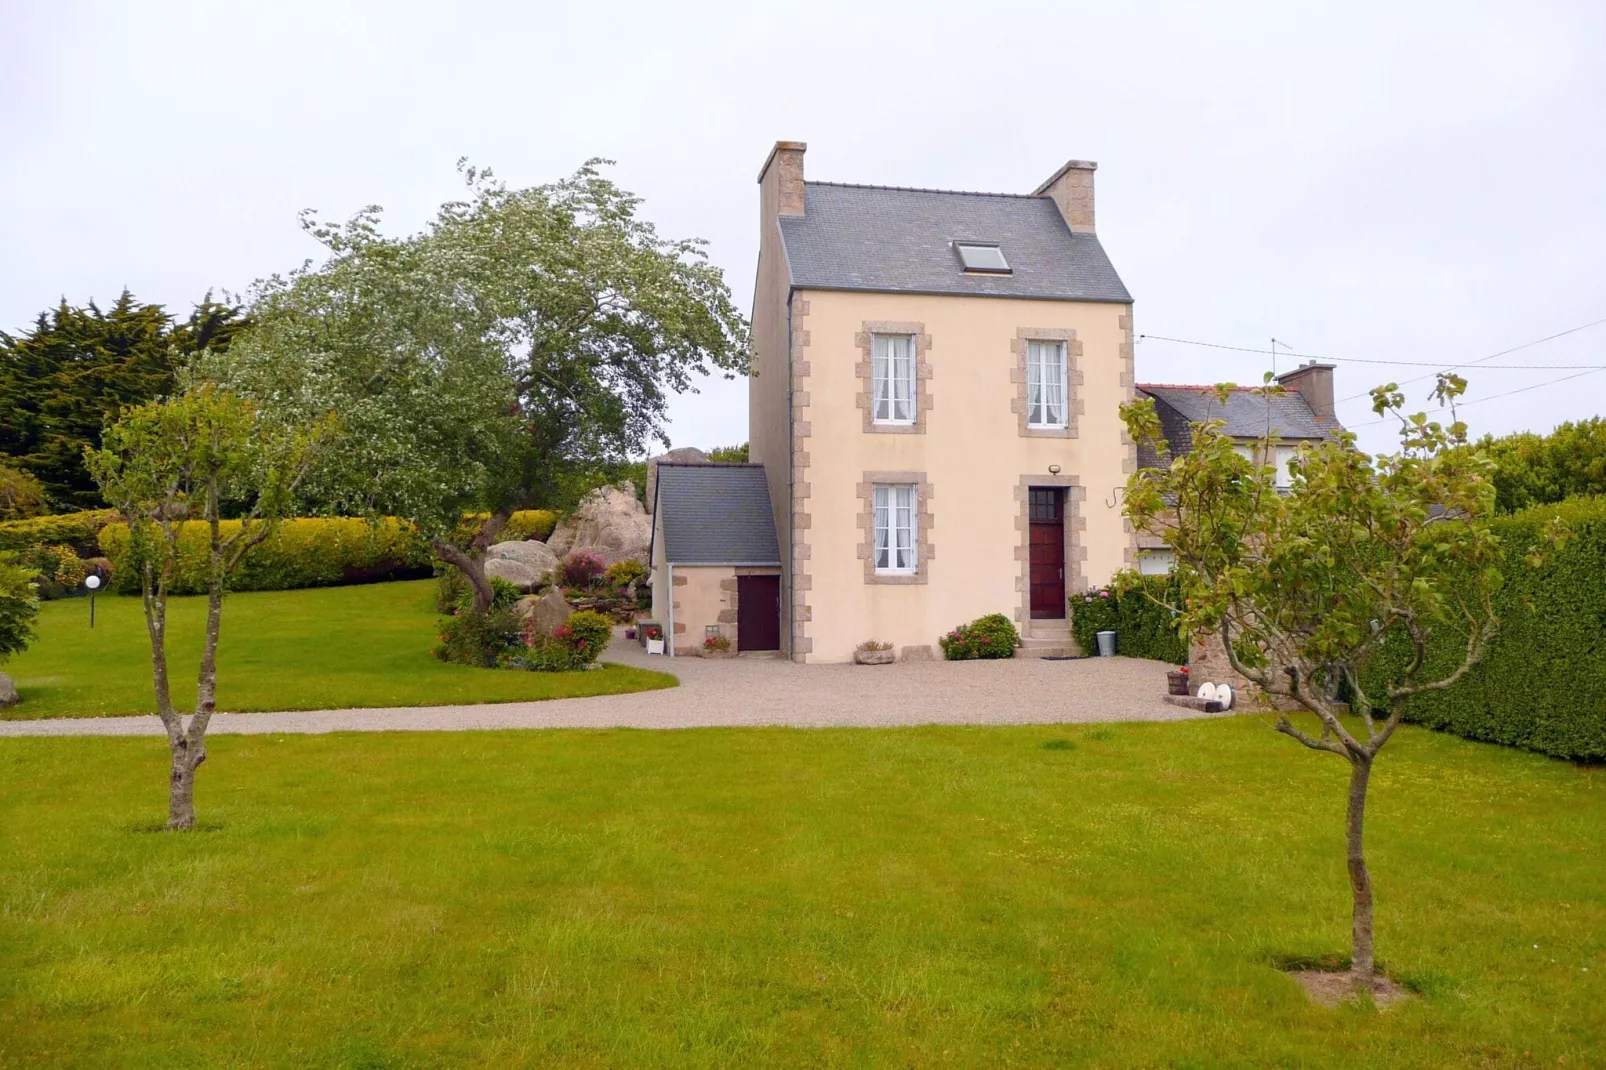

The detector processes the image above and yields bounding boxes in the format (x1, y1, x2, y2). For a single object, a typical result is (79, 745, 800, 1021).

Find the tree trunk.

(168, 736, 204, 830)
(432, 509, 512, 613)
(1346, 754, 1376, 984)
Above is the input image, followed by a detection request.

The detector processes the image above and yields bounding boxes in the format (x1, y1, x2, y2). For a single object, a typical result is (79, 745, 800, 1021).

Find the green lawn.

(0, 719, 1600, 1066)
(3, 580, 673, 719)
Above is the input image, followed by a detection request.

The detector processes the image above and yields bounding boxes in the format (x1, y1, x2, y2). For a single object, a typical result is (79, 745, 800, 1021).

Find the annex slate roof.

(1134, 385, 1344, 468)
(652, 463, 781, 566)
(777, 183, 1132, 302)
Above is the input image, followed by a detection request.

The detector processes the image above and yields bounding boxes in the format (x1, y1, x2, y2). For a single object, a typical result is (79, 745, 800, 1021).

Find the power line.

(1348, 366, 1606, 429)
(1136, 315, 1606, 383)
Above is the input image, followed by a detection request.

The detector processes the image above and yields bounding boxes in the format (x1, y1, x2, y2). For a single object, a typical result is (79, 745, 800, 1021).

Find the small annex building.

(649, 462, 783, 656)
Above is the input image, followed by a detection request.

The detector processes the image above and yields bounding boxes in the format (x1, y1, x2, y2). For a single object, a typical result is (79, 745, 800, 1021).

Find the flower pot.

(854, 649, 895, 665)
(1167, 670, 1190, 696)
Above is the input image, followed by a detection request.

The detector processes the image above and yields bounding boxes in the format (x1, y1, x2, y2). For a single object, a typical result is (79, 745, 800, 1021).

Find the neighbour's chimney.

(1033, 159, 1097, 234)
(1275, 362, 1337, 420)
(758, 140, 807, 217)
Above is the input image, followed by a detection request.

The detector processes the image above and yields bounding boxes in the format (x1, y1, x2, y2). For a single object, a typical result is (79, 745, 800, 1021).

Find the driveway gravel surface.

(0, 635, 1221, 737)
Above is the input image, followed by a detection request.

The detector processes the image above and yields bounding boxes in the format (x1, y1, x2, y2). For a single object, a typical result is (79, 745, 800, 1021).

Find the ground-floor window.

(1138, 549, 1176, 575)
(873, 484, 918, 574)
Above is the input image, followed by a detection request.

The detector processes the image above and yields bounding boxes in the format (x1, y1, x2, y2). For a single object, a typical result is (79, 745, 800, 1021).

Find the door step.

(1019, 620, 1077, 658)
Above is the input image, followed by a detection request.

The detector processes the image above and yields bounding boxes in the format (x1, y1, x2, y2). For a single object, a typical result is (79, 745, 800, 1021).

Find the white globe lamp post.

(84, 573, 102, 628)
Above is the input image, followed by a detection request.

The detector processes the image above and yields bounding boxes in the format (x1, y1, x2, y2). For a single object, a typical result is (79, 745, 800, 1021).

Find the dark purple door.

(1029, 488, 1066, 619)
(737, 575, 781, 651)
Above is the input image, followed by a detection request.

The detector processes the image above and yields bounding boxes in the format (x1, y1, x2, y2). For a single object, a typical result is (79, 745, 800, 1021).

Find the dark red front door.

(736, 575, 781, 651)
(1029, 488, 1066, 619)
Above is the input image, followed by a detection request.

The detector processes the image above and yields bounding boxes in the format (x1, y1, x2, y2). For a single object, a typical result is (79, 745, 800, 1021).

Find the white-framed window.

(872, 484, 917, 574)
(1026, 340, 1068, 428)
(871, 334, 916, 424)
(1274, 445, 1297, 489)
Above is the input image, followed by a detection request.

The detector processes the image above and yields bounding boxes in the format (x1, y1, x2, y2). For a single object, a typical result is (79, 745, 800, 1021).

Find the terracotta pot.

(854, 649, 895, 665)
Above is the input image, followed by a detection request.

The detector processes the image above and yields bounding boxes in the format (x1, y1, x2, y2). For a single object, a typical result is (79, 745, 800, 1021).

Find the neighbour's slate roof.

(777, 183, 1132, 302)
(653, 463, 781, 566)
(1135, 385, 1344, 468)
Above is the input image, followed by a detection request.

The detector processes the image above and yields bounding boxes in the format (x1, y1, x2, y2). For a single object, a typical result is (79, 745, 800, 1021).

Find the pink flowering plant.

(938, 613, 1019, 660)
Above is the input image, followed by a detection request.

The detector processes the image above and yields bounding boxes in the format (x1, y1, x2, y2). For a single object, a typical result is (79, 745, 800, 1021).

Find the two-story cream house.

(654, 141, 1140, 662)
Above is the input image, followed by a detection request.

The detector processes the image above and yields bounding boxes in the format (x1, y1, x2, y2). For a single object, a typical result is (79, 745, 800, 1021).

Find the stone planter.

(853, 648, 895, 665)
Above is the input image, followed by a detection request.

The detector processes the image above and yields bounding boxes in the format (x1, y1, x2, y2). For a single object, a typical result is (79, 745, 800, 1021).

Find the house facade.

(728, 141, 1140, 663)
(1133, 364, 1345, 573)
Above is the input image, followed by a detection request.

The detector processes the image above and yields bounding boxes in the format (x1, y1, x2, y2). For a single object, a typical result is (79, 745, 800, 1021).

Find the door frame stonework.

(1015, 474, 1085, 629)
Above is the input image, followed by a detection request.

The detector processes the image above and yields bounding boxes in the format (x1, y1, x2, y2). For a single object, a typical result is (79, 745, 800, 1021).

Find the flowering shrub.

(559, 552, 606, 589)
(434, 605, 524, 667)
(703, 634, 731, 654)
(505, 609, 613, 671)
(1070, 574, 1187, 664)
(18, 543, 86, 599)
(939, 613, 1019, 660)
(604, 559, 648, 590)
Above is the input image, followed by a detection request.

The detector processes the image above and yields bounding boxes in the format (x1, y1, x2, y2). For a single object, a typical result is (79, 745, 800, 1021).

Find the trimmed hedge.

(1071, 573, 1188, 664)
(0, 510, 117, 558)
(99, 517, 433, 595)
(1364, 497, 1606, 762)
(456, 510, 558, 544)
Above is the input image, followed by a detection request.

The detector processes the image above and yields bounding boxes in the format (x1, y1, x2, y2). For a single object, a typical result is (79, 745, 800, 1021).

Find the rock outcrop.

(545, 482, 652, 567)
(0, 672, 18, 707)
(517, 588, 573, 637)
(484, 557, 543, 591)
(487, 539, 557, 579)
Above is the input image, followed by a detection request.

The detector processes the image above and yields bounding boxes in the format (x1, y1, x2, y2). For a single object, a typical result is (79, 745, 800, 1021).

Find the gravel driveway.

(0, 636, 1215, 737)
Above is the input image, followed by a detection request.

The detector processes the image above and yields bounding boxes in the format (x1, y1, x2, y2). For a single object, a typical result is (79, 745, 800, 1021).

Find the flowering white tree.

(218, 161, 748, 611)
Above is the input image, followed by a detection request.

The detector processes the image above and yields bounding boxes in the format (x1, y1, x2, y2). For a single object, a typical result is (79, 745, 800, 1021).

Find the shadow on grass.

(128, 819, 226, 834)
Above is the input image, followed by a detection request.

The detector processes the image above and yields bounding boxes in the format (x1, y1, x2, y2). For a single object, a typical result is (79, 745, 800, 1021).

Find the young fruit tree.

(215, 160, 749, 613)
(1121, 374, 1511, 994)
(87, 385, 328, 830)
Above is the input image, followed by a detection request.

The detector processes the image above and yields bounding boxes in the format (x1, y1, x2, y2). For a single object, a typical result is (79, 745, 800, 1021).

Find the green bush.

(1071, 573, 1188, 664)
(454, 510, 558, 545)
(17, 544, 86, 600)
(434, 605, 525, 668)
(99, 516, 432, 595)
(1361, 496, 1606, 761)
(604, 559, 648, 590)
(0, 465, 49, 521)
(0, 509, 117, 557)
(940, 613, 1019, 660)
(509, 609, 613, 672)
(0, 561, 40, 662)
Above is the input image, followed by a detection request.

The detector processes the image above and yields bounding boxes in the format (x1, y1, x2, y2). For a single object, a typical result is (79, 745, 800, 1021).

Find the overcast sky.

(3, 0, 1603, 457)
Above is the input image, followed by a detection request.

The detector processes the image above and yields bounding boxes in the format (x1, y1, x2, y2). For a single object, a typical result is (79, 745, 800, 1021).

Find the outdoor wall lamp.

(1048, 464, 1061, 476)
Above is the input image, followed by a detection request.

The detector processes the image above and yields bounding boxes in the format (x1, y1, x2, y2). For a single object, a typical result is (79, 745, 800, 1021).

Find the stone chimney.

(1274, 362, 1337, 420)
(758, 140, 807, 218)
(1033, 159, 1097, 234)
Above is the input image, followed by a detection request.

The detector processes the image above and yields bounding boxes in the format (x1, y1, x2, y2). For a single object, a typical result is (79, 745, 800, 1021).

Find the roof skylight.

(954, 242, 1011, 274)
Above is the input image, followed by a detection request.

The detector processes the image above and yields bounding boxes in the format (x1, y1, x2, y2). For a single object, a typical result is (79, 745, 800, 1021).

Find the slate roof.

(652, 463, 781, 566)
(1135, 385, 1345, 468)
(777, 183, 1131, 302)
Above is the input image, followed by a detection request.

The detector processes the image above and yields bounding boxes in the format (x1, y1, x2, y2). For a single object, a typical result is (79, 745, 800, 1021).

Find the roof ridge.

(1138, 383, 1263, 393)
(656, 460, 765, 468)
(805, 180, 1043, 201)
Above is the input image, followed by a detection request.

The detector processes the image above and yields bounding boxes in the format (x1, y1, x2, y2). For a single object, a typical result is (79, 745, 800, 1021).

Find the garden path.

(0, 636, 1217, 736)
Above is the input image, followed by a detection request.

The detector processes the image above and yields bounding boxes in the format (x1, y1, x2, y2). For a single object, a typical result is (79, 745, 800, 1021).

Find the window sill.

(868, 570, 926, 585)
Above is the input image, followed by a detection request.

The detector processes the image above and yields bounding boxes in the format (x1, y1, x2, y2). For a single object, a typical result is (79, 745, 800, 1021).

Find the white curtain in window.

(872, 335, 915, 423)
(873, 484, 917, 572)
(1026, 341, 1067, 427)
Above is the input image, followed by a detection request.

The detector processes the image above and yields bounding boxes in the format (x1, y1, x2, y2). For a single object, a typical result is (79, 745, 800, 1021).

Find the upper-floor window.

(871, 334, 916, 425)
(1274, 445, 1297, 489)
(1026, 340, 1068, 429)
(873, 484, 918, 574)
(955, 242, 1011, 274)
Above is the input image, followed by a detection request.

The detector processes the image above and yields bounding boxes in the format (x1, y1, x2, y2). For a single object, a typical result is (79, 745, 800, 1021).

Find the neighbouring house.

(1133, 362, 1346, 574)
(649, 462, 783, 655)
(652, 140, 1140, 662)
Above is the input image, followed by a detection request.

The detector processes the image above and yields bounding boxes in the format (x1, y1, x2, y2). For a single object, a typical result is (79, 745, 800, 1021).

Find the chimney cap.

(758, 140, 807, 184)
(1275, 361, 1336, 381)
